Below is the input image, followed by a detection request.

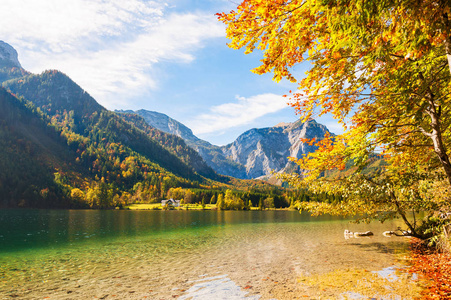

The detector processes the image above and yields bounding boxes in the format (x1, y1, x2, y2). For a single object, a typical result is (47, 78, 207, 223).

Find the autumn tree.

(218, 0, 451, 239)
(70, 188, 85, 204)
(184, 189, 194, 204)
(264, 197, 275, 210)
(224, 189, 245, 210)
(168, 187, 184, 200)
(216, 193, 225, 210)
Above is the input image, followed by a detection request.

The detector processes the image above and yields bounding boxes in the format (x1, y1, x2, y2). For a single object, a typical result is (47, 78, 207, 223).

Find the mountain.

(0, 41, 21, 68)
(126, 109, 247, 178)
(2, 69, 208, 178)
(127, 109, 331, 179)
(130, 110, 201, 144)
(222, 119, 330, 178)
(115, 110, 223, 181)
(0, 87, 79, 207)
(0, 41, 29, 82)
(0, 41, 339, 208)
(0, 41, 232, 208)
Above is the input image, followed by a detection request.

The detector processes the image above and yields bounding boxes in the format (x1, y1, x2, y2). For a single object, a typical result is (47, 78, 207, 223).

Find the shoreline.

(409, 238, 451, 298)
(124, 203, 297, 211)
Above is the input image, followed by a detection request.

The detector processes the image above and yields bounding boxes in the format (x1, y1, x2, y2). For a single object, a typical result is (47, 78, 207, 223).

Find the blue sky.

(0, 0, 342, 145)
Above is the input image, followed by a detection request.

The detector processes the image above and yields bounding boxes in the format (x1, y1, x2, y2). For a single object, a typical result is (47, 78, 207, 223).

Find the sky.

(0, 0, 342, 145)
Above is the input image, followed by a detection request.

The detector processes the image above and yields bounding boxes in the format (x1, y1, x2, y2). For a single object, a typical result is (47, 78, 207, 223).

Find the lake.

(0, 209, 420, 299)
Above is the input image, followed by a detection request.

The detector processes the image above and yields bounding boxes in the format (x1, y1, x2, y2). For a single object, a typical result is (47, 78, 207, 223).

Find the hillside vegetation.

(0, 69, 300, 209)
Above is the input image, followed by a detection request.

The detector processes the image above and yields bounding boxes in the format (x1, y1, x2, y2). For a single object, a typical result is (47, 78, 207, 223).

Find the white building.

(161, 198, 181, 207)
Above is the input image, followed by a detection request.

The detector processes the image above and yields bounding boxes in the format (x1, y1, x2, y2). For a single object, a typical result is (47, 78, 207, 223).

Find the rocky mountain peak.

(274, 122, 290, 128)
(219, 119, 330, 178)
(121, 110, 332, 180)
(134, 109, 200, 143)
(0, 41, 22, 68)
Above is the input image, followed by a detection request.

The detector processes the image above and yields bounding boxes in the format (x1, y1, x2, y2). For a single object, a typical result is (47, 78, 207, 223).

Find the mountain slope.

(0, 41, 21, 68)
(115, 110, 223, 181)
(0, 87, 80, 207)
(129, 109, 331, 179)
(129, 109, 247, 178)
(3, 70, 204, 181)
(222, 120, 330, 178)
(0, 41, 227, 208)
(0, 41, 30, 82)
(131, 109, 202, 144)
(0, 79, 217, 208)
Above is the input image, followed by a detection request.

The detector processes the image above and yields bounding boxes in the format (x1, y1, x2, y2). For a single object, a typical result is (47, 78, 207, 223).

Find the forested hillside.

(130, 109, 333, 179)
(0, 87, 77, 207)
(128, 109, 248, 178)
(0, 67, 298, 209)
(0, 41, 322, 210)
(0, 71, 217, 208)
(116, 111, 223, 181)
(3, 71, 205, 180)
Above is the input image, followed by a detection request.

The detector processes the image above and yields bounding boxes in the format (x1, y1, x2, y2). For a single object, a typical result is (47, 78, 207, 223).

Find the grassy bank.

(125, 203, 217, 210)
(124, 203, 290, 211)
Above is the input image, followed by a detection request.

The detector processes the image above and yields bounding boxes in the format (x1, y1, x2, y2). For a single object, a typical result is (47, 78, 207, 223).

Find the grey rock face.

(133, 109, 331, 179)
(220, 120, 329, 178)
(129, 109, 247, 178)
(135, 110, 199, 143)
(0, 41, 22, 68)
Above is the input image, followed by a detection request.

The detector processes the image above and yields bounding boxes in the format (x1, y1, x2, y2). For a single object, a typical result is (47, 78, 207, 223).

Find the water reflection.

(0, 209, 351, 253)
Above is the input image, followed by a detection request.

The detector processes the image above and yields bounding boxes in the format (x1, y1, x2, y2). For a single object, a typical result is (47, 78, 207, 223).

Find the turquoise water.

(0, 209, 346, 253)
(0, 209, 416, 299)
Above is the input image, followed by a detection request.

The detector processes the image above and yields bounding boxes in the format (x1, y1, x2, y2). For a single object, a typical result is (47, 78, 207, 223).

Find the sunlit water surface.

(0, 209, 418, 299)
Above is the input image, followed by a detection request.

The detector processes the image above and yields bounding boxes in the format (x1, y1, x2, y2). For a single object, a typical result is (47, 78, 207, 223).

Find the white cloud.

(0, 0, 224, 107)
(189, 93, 289, 135)
(1, 0, 163, 48)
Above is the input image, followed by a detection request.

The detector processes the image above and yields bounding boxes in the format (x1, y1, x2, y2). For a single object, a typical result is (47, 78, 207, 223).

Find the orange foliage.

(410, 239, 451, 299)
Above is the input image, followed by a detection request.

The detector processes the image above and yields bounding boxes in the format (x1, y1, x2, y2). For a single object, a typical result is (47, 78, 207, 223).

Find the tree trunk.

(391, 192, 422, 238)
(430, 129, 451, 186)
(418, 58, 451, 186)
(442, 12, 451, 75)
(445, 34, 451, 74)
(427, 103, 451, 186)
(447, 52, 451, 74)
